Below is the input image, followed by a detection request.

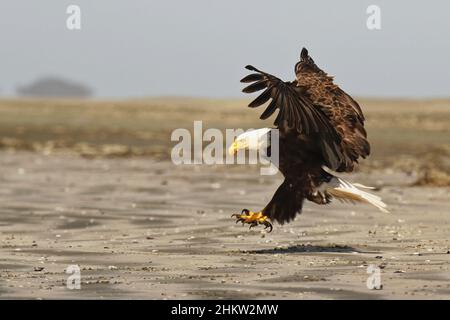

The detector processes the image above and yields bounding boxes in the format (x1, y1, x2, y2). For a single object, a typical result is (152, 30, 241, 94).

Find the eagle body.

(231, 48, 387, 229)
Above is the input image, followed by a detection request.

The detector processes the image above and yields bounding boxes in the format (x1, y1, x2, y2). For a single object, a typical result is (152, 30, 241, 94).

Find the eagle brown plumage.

(230, 48, 387, 231)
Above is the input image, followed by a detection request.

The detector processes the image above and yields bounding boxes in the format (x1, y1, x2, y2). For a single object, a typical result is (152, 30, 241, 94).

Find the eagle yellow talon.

(231, 209, 273, 232)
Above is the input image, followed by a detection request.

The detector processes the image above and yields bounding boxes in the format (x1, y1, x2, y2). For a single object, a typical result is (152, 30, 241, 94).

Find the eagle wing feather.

(241, 65, 344, 170)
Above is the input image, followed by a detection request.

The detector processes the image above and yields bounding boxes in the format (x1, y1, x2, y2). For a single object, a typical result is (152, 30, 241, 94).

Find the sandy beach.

(1, 150, 449, 299)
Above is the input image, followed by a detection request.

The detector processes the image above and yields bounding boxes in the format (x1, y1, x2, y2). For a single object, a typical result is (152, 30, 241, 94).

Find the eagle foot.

(231, 209, 273, 232)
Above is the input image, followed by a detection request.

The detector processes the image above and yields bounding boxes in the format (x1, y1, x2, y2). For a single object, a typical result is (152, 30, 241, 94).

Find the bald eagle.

(229, 48, 388, 232)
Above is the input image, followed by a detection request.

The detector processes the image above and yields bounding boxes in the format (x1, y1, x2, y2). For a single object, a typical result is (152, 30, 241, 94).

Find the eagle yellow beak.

(228, 141, 239, 156)
(228, 140, 247, 155)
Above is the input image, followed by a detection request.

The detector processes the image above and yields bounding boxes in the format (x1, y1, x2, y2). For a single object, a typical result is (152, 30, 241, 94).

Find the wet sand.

(1, 151, 449, 299)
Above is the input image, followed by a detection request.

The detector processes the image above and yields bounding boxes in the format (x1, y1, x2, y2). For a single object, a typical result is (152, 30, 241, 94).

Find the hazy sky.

(1, 0, 449, 98)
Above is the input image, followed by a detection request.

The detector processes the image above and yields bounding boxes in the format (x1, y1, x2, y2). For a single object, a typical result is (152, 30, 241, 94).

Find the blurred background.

(1, 0, 450, 300)
(0, 0, 449, 185)
(1, 0, 450, 98)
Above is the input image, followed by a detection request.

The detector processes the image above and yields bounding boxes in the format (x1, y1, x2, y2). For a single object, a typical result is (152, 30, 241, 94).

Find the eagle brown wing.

(241, 65, 345, 170)
(312, 88, 370, 172)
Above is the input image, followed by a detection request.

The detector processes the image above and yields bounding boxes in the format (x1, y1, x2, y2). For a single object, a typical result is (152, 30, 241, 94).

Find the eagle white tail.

(323, 176, 389, 213)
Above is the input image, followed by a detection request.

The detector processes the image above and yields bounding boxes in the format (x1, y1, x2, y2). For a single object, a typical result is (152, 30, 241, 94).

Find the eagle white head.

(228, 128, 271, 155)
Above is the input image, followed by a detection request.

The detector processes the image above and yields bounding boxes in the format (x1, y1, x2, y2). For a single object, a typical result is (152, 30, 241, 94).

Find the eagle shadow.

(246, 244, 366, 255)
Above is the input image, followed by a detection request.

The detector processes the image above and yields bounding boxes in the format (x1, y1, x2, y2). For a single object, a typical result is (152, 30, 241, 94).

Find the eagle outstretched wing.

(240, 65, 345, 170)
(313, 88, 370, 171)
